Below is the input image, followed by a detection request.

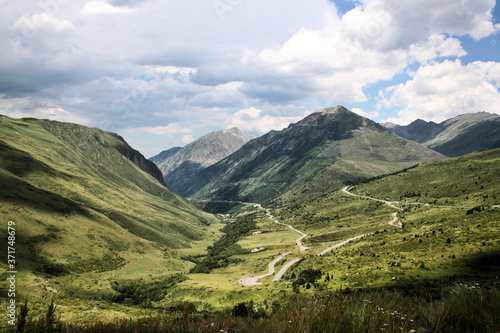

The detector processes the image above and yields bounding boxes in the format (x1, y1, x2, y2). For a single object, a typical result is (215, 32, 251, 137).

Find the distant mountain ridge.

(383, 112, 500, 157)
(178, 106, 445, 206)
(151, 127, 252, 193)
(149, 146, 182, 165)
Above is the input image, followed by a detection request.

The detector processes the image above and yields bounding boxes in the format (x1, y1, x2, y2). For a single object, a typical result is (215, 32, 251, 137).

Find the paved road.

(342, 186, 403, 228)
(388, 212, 402, 228)
(239, 252, 291, 286)
(317, 234, 370, 256)
(272, 258, 302, 281)
(265, 208, 310, 251)
(239, 205, 310, 286)
(342, 186, 403, 211)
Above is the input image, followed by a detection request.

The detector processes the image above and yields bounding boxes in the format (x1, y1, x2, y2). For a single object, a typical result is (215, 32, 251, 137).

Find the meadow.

(1, 115, 499, 332)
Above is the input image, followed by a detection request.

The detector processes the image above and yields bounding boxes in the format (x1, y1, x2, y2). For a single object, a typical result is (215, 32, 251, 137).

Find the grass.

(0, 115, 219, 312)
(3, 284, 499, 332)
(1, 113, 499, 329)
(149, 149, 500, 313)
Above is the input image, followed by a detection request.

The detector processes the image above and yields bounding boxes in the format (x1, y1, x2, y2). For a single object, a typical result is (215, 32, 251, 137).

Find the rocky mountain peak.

(317, 105, 351, 115)
(151, 127, 253, 193)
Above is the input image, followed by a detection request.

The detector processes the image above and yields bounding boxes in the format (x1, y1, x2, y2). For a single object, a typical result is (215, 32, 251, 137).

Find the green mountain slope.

(269, 148, 500, 292)
(385, 112, 500, 157)
(150, 148, 500, 312)
(181, 106, 445, 205)
(0, 115, 217, 287)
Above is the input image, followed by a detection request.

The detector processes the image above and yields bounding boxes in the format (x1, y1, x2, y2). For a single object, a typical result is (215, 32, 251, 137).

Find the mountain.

(384, 112, 500, 157)
(149, 146, 182, 165)
(178, 106, 445, 206)
(152, 127, 252, 193)
(0, 114, 216, 280)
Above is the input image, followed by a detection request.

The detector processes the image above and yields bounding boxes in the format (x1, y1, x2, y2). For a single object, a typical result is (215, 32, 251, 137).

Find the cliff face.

(114, 137, 166, 185)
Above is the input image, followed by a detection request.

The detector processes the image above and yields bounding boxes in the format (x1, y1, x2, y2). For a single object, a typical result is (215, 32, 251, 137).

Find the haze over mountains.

(151, 128, 252, 194)
(172, 106, 445, 205)
(383, 111, 500, 157)
(149, 147, 182, 165)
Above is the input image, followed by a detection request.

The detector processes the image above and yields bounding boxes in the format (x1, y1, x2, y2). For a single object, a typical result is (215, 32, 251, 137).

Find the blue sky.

(1, 0, 499, 157)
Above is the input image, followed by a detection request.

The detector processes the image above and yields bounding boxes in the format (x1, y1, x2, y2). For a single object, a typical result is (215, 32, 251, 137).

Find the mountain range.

(1, 108, 499, 328)
(149, 146, 182, 165)
(383, 111, 500, 157)
(175, 106, 445, 206)
(150, 128, 252, 194)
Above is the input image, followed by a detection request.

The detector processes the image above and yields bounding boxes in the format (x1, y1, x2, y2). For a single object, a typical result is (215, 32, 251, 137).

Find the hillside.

(151, 128, 252, 193)
(273, 148, 500, 289)
(134, 148, 500, 323)
(384, 111, 500, 157)
(1, 115, 498, 331)
(180, 106, 445, 206)
(0, 114, 218, 300)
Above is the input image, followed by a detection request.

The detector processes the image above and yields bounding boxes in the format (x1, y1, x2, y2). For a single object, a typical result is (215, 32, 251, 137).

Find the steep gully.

(239, 187, 404, 286)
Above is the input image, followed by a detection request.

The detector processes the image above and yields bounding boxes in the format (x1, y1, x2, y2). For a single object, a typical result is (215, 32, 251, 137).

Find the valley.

(0, 110, 499, 332)
(226, 179, 483, 289)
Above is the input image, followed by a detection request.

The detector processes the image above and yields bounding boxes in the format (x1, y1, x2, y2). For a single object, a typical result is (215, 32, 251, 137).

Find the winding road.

(342, 186, 403, 228)
(238, 187, 409, 286)
(342, 186, 403, 211)
(272, 258, 302, 281)
(239, 205, 310, 286)
(239, 252, 291, 286)
(236, 185, 487, 286)
(264, 208, 310, 251)
(317, 234, 370, 256)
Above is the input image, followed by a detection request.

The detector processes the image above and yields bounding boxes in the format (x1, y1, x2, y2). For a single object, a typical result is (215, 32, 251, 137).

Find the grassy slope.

(274, 148, 500, 292)
(0, 115, 219, 307)
(1, 114, 498, 326)
(162, 149, 499, 311)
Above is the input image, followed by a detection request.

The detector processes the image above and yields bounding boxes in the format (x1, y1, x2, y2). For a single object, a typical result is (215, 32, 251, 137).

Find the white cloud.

(0, 0, 499, 157)
(351, 107, 380, 119)
(408, 34, 467, 64)
(9, 13, 74, 34)
(250, 26, 409, 103)
(121, 123, 193, 135)
(224, 107, 302, 135)
(0, 97, 89, 124)
(342, 0, 498, 51)
(244, 0, 494, 105)
(182, 135, 194, 144)
(378, 60, 500, 124)
(80, 1, 137, 16)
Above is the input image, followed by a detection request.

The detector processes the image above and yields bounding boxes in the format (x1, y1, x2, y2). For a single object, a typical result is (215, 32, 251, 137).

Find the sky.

(1, 0, 500, 158)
